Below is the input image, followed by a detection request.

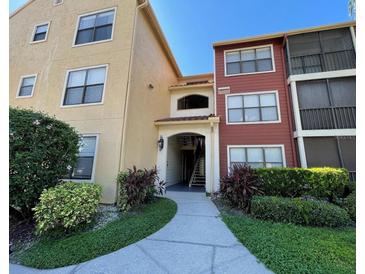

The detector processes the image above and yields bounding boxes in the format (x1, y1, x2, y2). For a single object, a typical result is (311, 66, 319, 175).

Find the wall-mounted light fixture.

(148, 83, 154, 89)
(157, 136, 164, 151)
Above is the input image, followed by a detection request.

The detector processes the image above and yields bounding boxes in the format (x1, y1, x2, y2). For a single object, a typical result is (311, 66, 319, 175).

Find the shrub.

(220, 165, 263, 212)
(33, 182, 102, 234)
(342, 191, 356, 221)
(251, 196, 351, 227)
(10, 108, 79, 217)
(256, 167, 348, 200)
(117, 166, 165, 211)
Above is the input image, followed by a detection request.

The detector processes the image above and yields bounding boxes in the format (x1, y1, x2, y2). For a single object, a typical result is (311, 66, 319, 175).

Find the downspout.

(210, 120, 214, 194)
(116, 0, 149, 202)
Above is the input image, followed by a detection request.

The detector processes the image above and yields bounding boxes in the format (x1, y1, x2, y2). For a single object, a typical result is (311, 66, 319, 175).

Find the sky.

(10, 0, 353, 76)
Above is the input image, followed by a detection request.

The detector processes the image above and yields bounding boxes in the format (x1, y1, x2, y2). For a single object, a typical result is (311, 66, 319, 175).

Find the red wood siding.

(214, 38, 297, 176)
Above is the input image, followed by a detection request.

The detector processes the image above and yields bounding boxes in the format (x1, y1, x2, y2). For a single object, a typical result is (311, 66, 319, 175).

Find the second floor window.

(227, 92, 279, 123)
(177, 95, 209, 110)
(75, 9, 115, 45)
(17, 75, 36, 97)
(32, 23, 49, 42)
(225, 45, 274, 76)
(63, 66, 107, 106)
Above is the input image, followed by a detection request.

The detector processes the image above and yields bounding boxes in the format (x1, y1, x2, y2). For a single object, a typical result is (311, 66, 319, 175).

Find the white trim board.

(225, 90, 281, 125)
(287, 69, 356, 84)
(294, 129, 356, 138)
(223, 44, 276, 77)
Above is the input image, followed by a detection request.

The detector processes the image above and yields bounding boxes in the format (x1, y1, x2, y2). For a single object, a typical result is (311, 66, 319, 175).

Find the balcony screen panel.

(320, 28, 354, 52)
(297, 80, 330, 108)
(288, 32, 321, 57)
(304, 137, 341, 167)
(329, 77, 356, 106)
(338, 137, 356, 171)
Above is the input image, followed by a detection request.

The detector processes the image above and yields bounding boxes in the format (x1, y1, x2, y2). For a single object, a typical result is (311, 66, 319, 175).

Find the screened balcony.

(287, 28, 355, 75)
(297, 77, 356, 130)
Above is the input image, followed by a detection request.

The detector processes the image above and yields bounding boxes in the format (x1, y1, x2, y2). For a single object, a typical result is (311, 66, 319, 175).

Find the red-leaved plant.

(220, 164, 264, 212)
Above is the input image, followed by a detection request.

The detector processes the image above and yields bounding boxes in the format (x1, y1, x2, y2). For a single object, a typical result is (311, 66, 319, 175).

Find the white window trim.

(227, 144, 287, 173)
(30, 21, 51, 44)
(53, 0, 64, 6)
(65, 134, 100, 183)
(224, 44, 276, 77)
(225, 90, 281, 125)
(60, 64, 109, 108)
(16, 74, 38, 98)
(72, 7, 117, 48)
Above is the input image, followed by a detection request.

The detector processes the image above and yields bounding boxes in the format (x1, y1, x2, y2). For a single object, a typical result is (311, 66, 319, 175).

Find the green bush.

(251, 196, 351, 227)
(34, 182, 102, 234)
(256, 167, 349, 200)
(342, 191, 356, 221)
(117, 166, 165, 212)
(10, 108, 79, 217)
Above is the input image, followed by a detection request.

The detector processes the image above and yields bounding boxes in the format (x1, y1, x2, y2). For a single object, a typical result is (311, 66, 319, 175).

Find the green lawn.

(222, 213, 355, 274)
(16, 198, 177, 269)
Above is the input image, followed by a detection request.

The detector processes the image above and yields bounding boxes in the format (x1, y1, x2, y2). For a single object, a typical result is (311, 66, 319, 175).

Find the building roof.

(213, 21, 356, 47)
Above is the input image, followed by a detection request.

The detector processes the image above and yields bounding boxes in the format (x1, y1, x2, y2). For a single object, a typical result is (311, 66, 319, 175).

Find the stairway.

(189, 155, 205, 187)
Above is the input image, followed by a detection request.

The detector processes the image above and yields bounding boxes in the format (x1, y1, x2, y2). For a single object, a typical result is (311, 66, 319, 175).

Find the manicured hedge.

(10, 107, 79, 217)
(342, 192, 356, 221)
(251, 196, 351, 227)
(256, 167, 349, 200)
(34, 182, 102, 234)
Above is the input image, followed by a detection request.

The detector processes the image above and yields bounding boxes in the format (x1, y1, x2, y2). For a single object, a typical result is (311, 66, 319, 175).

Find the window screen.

(226, 46, 273, 75)
(63, 66, 106, 105)
(304, 137, 341, 167)
(18, 76, 36, 97)
(75, 10, 115, 45)
(69, 136, 97, 180)
(297, 80, 330, 109)
(227, 93, 278, 123)
(33, 23, 49, 42)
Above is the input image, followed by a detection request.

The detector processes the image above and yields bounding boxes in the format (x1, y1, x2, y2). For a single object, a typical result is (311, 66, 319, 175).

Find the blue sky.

(10, 0, 352, 75)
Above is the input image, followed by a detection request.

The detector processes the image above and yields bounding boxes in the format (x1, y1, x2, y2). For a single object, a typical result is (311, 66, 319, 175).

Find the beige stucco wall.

(121, 11, 178, 170)
(9, 0, 138, 203)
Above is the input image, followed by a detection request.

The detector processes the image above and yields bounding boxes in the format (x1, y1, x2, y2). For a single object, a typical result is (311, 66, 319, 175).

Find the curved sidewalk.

(10, 190, 272, 274)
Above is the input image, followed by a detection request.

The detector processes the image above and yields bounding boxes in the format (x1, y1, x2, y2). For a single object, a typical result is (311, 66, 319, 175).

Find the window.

(63, 66, 107, 106)
(227, 92, 279, 123)
(17, 75, 36, 97)
(229, 146, 284, 169)
(177, 95, 209, 110)
(32, 23, 49, 42)
(75, 9, 115, 45)
(225, 45, 274, 75)
(68, 136, 97, 180)
(53, 0, 63, 6)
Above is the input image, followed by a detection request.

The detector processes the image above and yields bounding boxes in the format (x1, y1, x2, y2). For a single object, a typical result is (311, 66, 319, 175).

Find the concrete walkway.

(10, 191, 272, 274)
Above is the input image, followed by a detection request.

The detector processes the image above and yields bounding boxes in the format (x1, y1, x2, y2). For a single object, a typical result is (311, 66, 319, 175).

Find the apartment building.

(214, 21, 356, 179)
(9, 0, 355, 202)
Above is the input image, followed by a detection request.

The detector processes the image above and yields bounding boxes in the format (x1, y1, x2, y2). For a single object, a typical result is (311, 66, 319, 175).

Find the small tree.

(10, 107, 79, 218)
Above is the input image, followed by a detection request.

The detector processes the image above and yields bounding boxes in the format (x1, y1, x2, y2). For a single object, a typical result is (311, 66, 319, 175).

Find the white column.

(297, 136, 307, 168)
(290, 81, 308, 167)
(350, 26, 356, 51)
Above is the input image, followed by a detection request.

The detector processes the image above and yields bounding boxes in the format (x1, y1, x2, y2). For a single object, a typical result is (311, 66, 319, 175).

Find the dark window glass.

(304, 137, 341, 167)
(68, 136, 97, 180)
(63, 67, 106, 106)
(33, 24, 48, 42)
(227, 93, 278, 123)
(177, 95, 208, 110)
(18, 76, 36, 97)
(75, 10, 115, 45)
(225, 46, 273, 75)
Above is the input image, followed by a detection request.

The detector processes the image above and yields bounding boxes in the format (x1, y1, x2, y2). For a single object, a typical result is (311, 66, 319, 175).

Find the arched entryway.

(155, 117, 220, 193)
(166, 133, 206, 190)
